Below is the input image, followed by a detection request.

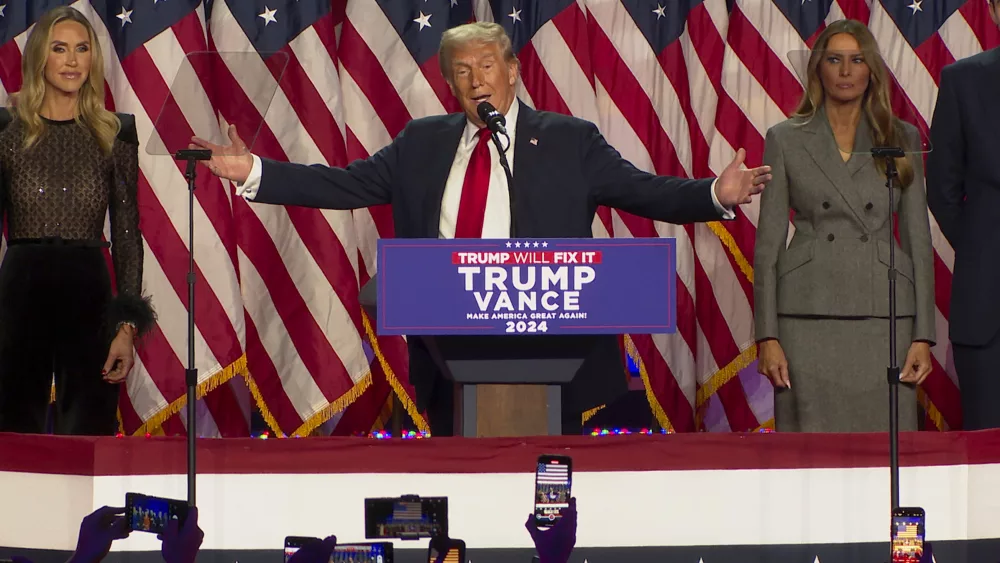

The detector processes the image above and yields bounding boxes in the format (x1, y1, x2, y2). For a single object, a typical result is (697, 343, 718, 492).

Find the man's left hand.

(715, 148, 772, 208)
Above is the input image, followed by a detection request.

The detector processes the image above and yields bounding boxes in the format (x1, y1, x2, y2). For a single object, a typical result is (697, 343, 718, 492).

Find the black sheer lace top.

(0, 110, 154, 336)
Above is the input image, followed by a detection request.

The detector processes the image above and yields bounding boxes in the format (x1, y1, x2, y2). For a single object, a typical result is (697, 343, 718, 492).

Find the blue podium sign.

(375, 238, 676, 336)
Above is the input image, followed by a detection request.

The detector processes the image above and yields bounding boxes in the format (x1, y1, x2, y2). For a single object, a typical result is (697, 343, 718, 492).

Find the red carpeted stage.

(2, 430, 1000, 563)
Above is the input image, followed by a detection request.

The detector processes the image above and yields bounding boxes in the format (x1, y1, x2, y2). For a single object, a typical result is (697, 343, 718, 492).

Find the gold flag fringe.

(695, 345, 757, 408)
(243, 371, 286, 437)
(624, 335, 675, 432)
(131, 354, 248, 436)
(917, 387, 947, 431)
(292, 371, 373, 437)
(581, 405, 605, 425)
(371, 393, 396, 433)
(361, 310, 431, 433)
(706, 221, 754, 283)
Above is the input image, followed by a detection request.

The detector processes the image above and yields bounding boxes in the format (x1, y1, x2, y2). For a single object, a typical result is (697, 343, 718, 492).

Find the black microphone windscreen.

(477, 101, 498, 123)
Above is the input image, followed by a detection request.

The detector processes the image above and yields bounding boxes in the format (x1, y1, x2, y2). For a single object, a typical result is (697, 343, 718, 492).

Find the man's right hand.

(757, 339, 790, 389)
(190, 124, 253, 184)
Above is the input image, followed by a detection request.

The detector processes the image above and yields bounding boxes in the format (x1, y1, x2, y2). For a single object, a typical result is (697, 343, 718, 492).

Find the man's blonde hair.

(438, 22, 518, 82)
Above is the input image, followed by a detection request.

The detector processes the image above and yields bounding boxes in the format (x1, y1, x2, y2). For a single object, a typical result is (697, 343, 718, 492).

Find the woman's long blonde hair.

(11, 6, 119, 155)
(792, 19, 915, 188)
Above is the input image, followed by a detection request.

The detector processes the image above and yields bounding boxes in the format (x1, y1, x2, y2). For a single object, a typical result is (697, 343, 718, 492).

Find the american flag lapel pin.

(530, 137, 538, 145)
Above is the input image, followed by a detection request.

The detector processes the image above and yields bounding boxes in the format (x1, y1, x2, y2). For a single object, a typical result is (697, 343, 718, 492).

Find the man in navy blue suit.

(193, 22, 771, 436)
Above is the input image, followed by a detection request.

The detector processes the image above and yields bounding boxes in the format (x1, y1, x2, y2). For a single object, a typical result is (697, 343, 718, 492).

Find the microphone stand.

(491, 131, 516, 237)
(872, 145, 903, 563)
(174, 147, 211, 507)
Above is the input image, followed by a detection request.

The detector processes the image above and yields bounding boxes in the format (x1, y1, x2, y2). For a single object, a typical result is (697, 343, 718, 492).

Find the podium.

(363, 238, 677, 437)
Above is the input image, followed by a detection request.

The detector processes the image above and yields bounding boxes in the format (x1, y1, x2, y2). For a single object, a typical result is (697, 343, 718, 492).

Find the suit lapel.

(977, 48, 1000, 134)
(510, 101, 540, 237)
(801, 107, 866, 222)
(424, 114, 467, 238)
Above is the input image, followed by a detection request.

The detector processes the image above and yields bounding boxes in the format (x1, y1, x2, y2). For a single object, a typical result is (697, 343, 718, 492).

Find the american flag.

(536, 461, 570, 483)
(392, 501, 424, 521)
(1, 0, 992, 437)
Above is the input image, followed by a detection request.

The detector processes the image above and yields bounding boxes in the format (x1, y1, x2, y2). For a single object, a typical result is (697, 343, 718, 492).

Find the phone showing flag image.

(533, 454, 571, 527)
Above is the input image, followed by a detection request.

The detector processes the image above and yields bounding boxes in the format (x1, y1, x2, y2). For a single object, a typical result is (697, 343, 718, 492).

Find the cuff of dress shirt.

(236, 154, 263, 200)
(710, 178, 735, 220)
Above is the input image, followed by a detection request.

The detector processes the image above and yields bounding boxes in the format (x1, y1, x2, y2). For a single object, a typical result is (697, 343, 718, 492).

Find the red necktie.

(454, 128, 492, 238)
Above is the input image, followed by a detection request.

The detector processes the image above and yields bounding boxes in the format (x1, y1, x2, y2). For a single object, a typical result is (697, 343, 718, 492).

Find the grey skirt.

(774, 316, 918, 433)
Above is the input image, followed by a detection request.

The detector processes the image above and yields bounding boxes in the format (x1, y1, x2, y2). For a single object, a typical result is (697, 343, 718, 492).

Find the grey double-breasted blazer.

(753, 108, 936, 345)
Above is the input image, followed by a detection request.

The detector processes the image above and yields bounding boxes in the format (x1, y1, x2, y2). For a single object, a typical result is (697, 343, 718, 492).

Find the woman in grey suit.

(753, 20, 936, 432)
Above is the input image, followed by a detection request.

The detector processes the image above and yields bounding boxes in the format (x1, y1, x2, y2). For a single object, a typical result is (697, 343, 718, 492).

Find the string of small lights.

(117, 427, 773, 439)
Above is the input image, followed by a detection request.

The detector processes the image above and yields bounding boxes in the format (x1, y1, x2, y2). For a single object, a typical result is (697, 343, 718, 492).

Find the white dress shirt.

(236, 100, 733, 231)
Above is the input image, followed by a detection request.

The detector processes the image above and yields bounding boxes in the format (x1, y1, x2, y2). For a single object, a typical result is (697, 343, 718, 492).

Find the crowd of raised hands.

(6, 498, 578, 563)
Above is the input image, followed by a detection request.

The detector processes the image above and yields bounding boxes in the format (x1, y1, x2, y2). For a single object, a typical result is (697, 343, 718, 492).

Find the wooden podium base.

(456, 384, 560, 437)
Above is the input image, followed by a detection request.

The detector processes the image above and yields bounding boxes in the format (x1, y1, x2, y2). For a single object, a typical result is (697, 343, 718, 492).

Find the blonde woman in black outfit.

(0, 6, 154, 435)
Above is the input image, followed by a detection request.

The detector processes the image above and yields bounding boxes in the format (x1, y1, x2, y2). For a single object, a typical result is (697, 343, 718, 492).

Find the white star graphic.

(533, 241, 539, 248)
(259, 6, 277, 25)
(541, 241, 548, 247)
(509, 8, 522, 22)
(652, 4, 666, 19)
(116, 7, 133, 27)
(451, 0, 459, 6)
(515, 241, 522, 248)
(505, 241, 512, 248)
(0, 5, 7, 18)
(413, 11, 432, 30)
(908, 0, 922, 13)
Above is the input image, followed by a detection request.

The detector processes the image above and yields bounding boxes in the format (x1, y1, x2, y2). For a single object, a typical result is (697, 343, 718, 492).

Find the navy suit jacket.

(928, 48, 1000, 346)
(253, 101, 722, 413)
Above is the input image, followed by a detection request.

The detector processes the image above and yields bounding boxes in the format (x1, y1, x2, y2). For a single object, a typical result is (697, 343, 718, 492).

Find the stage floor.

(2, 430, 1000, 563)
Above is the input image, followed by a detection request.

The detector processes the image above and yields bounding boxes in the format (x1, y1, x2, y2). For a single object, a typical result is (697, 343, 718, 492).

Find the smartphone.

(427, 537, 465, 563)
(284, 536, 319, 563)
(125, 492, 188, 534)
(364, 495, 448, 540)
(534, 454, 572, 526)
(890, 507, 925, 563)
(333, 542, 394, 563)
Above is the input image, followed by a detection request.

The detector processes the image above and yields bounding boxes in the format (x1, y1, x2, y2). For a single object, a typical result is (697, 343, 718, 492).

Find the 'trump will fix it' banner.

(376, 239, 676, 336)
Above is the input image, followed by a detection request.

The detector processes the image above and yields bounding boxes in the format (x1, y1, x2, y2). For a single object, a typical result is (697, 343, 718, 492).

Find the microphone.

(477, 101, 507, 136)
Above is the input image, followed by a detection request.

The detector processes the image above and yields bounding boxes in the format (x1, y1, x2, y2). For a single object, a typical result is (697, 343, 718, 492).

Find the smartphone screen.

(534, 455, 572, 525)
(284, 537, 319, 563)
(125, 492, 188, 534)
(891, 508, 925, 563)
(364, 497, 448, 539)
(428, 538, 464, 563)
(333, 542, 393, 563)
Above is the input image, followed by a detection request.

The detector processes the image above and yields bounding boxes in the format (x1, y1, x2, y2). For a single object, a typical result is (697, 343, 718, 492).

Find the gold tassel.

(361, 310, 431, 433)
(917, 387, 947, 431)
(706, 221, 754, 283)
(292, 372, 373, 437)
(581, 405, 605, 425)
(625, 335, 676, 432)
(131, 354, 249, 436)
(243, 371, 286, 437)
(695, 346, 757, 408)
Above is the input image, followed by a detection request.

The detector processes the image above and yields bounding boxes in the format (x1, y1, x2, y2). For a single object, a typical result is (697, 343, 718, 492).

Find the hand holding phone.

(71, 506, 131, 563)
(125, 493, 188, 535)
(283, 536, 337, 563)
(890, 507, 925, 563)
(533, 455, 572, 527)
(427, 537, 465, 563)
(525, 497, 577, 563)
